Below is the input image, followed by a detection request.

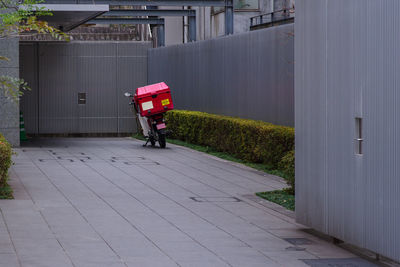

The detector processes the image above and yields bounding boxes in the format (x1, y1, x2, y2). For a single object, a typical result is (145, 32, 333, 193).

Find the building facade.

(296, 0, 400, 262)
(162, 0, 294, 45)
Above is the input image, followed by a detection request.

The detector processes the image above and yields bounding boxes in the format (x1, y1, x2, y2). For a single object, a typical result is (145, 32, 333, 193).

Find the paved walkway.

(0, 138, 371, 267)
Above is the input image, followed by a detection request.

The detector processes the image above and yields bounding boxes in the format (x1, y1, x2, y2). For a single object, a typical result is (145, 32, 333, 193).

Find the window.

(234, 0, 259, 10)
(212, 0, 259, 14)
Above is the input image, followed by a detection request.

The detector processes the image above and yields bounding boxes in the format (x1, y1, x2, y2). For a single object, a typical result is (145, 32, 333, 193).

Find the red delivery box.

(134, 82, 174, 117)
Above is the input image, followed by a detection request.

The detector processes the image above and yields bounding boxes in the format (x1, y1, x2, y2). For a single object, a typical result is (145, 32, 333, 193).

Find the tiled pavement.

(0, 138, 373, 267)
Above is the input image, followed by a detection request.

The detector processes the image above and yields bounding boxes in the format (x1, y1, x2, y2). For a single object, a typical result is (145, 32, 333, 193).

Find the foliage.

(279, 150, 295, 194)
(256, 190, 295, 211)
(165, 110, 295, 169)
(0, 0, 70, 42)
(0, 133, 13, 199)
(0, 182, 13, 199)
(0, 0, 69, 101)
(0, 75, 29, 100)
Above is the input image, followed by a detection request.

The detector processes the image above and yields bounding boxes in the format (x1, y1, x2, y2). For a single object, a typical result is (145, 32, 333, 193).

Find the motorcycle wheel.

(149, 136, 156, 146)
(158, 133, 166, 148)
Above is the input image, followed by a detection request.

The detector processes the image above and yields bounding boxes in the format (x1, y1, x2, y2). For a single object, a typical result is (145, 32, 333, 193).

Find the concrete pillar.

(157, 24, 165, 47)
(0, 38, 20, 147)
(188, 15, 196, 42)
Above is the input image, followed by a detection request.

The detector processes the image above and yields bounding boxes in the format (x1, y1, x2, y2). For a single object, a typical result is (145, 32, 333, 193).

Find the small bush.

(279, 150, 295, 194)
(256, 190, 295, 211)
(166, 110, 294, 171)
(0, 133, 12, 190)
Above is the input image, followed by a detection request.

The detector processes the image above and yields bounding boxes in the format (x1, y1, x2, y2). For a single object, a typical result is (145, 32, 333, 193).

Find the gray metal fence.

(20, 41, 151, 135)
(148, 24, 294, 126)
(296, 0, 400, 262)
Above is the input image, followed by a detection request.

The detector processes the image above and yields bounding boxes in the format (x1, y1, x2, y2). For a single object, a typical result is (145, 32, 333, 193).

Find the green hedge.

(0, 134, 12, 189)
(279, 150, 295, 194)
(165, 110, 295, 169)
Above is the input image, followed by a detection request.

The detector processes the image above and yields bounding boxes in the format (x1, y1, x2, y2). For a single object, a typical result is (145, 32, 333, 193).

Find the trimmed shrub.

(0, 133, 12, 189)
(165, 110, 295, 169)
(279, 150, 295, 194)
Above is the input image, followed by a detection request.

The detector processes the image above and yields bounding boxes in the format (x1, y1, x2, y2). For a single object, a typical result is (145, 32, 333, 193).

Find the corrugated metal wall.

(296, 0, 400, 261)
(148, 24, 294, 126)
(20, 41, 150, 135)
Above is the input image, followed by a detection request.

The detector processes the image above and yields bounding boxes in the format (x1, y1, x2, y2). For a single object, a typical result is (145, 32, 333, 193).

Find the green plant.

(0, 0, 69, 101)
(165, 110, 294, 169)
(279, 150, 295, 194)
(0, 133, 13, 198)
(256, 190, 295, 211)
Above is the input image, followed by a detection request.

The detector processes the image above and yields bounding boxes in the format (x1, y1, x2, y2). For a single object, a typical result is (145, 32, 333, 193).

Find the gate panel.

(117, 42, 149, 133)
(75, 43, 118, 133)
(19, 43, 39, 134)
(20, 41, 151, 135)
(38, 43, 79, 134)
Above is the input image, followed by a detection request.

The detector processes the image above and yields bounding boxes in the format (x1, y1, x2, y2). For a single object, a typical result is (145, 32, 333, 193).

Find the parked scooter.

(125, 82, 174, 148)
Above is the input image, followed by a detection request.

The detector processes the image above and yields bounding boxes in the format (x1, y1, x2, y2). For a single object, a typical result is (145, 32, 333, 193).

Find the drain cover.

(123, 161, 160, 165)
(109, 157, 159, 165)
(301, 258, 378, 267)
(190, 197, 241, 203)
(286, 246, 306, 251)
(38, 159, 56, 162)
(284, 238, 313, 245)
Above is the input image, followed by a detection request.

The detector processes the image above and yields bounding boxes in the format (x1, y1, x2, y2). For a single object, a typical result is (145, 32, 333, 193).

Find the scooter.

(125, 82, 173, 148)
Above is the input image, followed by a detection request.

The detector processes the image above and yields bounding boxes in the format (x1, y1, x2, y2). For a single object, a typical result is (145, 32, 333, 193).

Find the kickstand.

(143, 138, 150, 147)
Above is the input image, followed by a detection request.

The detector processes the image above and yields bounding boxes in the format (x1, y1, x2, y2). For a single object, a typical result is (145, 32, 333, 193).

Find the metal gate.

(20, 41, 151, 135)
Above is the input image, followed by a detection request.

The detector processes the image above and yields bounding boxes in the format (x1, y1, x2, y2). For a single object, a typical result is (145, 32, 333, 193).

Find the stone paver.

(0, 138, 372, 267)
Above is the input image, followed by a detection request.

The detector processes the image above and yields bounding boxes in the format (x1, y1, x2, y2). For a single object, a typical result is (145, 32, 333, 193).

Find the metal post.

(188, 14, 196, 41)
(224, 0, 233, 35)
(183, 6, 188, 43)
(157, 24, 165, 46)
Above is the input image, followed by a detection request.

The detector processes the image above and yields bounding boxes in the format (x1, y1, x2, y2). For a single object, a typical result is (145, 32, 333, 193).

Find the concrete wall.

(164, 17, 184, 46)
(20, 41, 151, 135)
(148, 24, 294, 126)
(0, 38, 20, 147)
(296, 0, 400, 262)
(160, 6, 184, 46)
